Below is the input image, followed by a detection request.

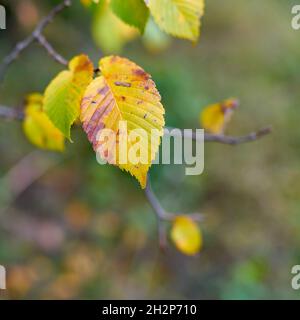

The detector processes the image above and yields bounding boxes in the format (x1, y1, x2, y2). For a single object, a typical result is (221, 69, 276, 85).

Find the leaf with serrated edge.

(80, 56, 165, 188)
(23, 93, 65, 152)
(147, 0, 205, 41)
(44, 55, 94, 140)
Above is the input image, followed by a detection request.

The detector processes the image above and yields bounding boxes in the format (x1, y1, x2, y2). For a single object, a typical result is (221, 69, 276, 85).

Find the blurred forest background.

(0, 0, 300, 299)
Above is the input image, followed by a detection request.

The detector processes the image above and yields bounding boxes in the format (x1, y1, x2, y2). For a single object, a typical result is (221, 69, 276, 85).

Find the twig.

(145, 176, 169, 249)
(145, 176, 204, 222)
(0, 0, 71, 80)
(204, 127, 272, 145)
(35, 34, 68, 66)
(145, 177, 171, 221)
(166, 126, 272, 145)
(145, 174, 203, 249)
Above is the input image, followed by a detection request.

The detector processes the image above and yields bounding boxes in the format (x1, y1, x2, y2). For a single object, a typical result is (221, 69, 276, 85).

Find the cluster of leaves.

(20, 0, 240, 256)
(23, 54, 165, 189)
(22, 0, 207, 191)
(22, 53, 235, 256)
(82, 0, 205, 53)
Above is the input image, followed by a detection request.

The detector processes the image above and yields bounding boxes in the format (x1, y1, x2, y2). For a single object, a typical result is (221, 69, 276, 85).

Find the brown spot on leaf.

(114, 81, 131, 88)
(133, 69, 149, 79)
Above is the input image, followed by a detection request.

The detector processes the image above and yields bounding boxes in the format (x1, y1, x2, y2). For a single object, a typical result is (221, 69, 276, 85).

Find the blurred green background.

(0, 0, 300, 299)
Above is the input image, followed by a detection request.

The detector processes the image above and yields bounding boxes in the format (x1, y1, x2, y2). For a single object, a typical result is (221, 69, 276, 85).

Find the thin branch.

(145, 179, 204, 222)
(145, 174, 203, 248)
(166, 126, 272, 145)
(0, 0, 71, 79)
(204, 127, 272, 145)
(145, 177, 171, 221)
(36, 34, 68, 66)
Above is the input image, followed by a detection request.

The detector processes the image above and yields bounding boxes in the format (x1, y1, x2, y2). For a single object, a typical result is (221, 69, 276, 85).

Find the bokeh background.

(0, 0, 300, 299)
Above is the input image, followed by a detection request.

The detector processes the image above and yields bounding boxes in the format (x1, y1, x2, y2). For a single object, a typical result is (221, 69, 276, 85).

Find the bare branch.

(0, 0, 71, 80)
(35, 34, 68, 66)
(204, 127, 272, 145)
(166, 126, 272, 145)
(145, 174, 204, 248)
(145, 177, 171, 221)
(145, 176, 204, 222)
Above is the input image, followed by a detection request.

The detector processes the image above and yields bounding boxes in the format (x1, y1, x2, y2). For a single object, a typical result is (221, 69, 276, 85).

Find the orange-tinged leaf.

(200, 98, 239, 134)
(171, 216, 202, 256)
(23, 93, 65, 152)
(43, 54, 94, 140)
(80, 56, 165, 188)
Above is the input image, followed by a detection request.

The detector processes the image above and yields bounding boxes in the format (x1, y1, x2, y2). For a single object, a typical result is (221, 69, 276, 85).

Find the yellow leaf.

(92, 1, 138, 54)
(80, 56, 165, 188)
(23, 93, 65, 152)
(146, 0, 205, 42)
(43, 54, 94, 140)
(200, 98, 239, 134)
(171, 216, 202, 256)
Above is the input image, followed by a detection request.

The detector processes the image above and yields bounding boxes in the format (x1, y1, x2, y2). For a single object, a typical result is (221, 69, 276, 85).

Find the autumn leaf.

(200, 98, 239, 134)
(110, 0, 149, 33)
(80, 56, 165, 188)
(43, 54, 94, 140)
(170, 216, 202, 256)
(23, 93, 65, 152)
(146, 0, 205, 42)
(92, 0, 138, 54)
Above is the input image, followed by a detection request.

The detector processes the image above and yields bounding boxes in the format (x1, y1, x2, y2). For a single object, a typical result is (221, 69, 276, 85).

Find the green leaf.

(92, 1, 138, 54)
(43, 55, 94, 140)
(110, 0, 149, 33)
(146, 0, 205, 42)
